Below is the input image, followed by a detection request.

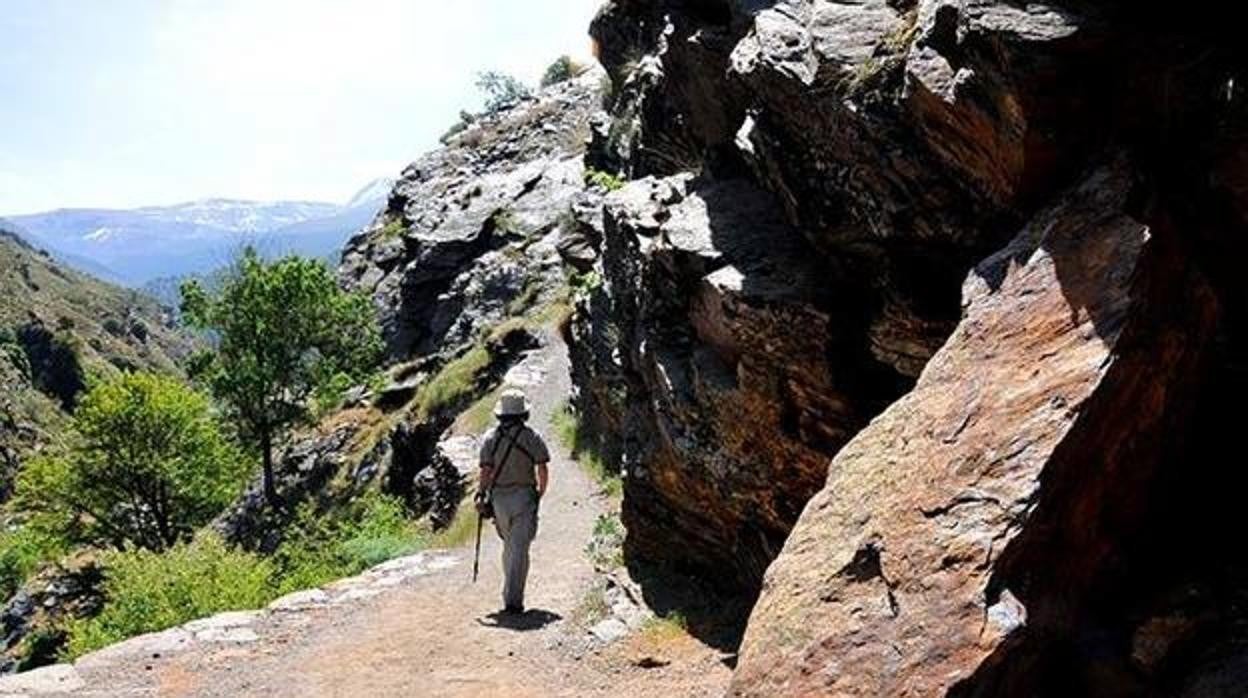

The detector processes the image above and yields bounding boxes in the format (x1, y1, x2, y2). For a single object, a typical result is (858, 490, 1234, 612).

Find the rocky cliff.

(571, 0, 1248, 694)
(214, 71, 603, 550)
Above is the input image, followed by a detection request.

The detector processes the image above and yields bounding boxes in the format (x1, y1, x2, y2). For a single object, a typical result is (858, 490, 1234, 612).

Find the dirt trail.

(2, 338, 731, 698)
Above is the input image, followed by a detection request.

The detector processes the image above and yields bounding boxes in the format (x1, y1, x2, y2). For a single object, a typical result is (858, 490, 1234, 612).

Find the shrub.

(585, 512, 624, 570)
(271, 493, 424, 595)
(14, 372, 250, 551)
(585, 169, 625, 192)
(62, 535, 273, 659)
(476, 71, 531, 114)
(414, 346, 490, 420)
(0, 522, 70, 599)
(551, 401, 621, 498)
(541, 55, 587, 88)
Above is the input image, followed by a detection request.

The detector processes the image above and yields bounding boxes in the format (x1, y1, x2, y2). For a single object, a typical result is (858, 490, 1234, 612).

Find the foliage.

(0, 522, 70, 599)
(551, 401, 621, 498)
(424, 495, 479, 549)
(0, 327, 30, 380)
(271, 492, 424, 595)
(377, 217, 407, 240)
(584, 169, 626, 192)
(491, 208, 522, 236)
(476, 71, 532, 114)
(62, 494, 425, 659)
(569, 270, 603, 296)
(180, 248, 383, 506)
(62, 535, 273, 659)
(541, 55, 587, 88)
(585, 512, 625, 570)
(413, 345, 490, 420)
(455, 386, 503, 436)
(641, 609, 690, 642)
(13, 372, 249, 551)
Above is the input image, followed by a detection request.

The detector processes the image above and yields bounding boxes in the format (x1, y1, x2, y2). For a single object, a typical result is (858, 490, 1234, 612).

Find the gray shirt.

(479, 423, 550, 487)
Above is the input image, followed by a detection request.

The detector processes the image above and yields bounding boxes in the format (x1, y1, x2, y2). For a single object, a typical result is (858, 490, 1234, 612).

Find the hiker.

(475, 388, 550, 614)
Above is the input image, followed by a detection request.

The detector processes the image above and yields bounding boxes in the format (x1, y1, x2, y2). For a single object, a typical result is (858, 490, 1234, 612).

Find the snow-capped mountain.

(5, 181, 391, 286)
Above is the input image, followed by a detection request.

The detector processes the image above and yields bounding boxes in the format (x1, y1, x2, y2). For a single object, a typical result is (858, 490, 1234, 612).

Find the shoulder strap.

(488, 424, 525, 492)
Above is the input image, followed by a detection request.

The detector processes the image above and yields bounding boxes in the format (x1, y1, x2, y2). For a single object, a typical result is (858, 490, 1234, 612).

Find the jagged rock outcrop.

(569, 173, 905, 588)
(575, 0, 1248, 693)
(340, 72, 602, 364)
(0, 555, 103, 674)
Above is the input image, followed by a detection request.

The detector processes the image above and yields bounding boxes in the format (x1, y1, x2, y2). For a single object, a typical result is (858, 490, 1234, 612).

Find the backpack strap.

(487, 423, 526, 493)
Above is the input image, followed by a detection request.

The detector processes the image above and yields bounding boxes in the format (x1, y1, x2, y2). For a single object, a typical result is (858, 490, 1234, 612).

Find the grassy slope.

(1, 228, 198, 489)
(1, 229, 194, 375)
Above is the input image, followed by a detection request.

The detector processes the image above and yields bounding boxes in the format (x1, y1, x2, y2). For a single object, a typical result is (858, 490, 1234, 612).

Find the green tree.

(540, 55, 585, 87)
(476, 71, 531, 114)
(14, 372, 247, 551)
(180, 249, 382, 508)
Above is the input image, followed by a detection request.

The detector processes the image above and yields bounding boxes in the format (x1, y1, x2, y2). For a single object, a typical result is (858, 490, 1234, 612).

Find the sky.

(0, 0, 601, 215)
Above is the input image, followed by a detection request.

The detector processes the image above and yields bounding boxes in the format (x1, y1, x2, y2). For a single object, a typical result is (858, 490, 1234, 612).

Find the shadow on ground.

(477, 609, 563, 632)
(625, 557, 751, 655)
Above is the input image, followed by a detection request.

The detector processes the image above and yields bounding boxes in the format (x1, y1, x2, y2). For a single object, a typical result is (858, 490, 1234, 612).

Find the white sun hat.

(493, 388, 531, 417)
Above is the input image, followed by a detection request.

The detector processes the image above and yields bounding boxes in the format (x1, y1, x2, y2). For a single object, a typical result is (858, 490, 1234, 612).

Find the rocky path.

(1, 338, 731, 698)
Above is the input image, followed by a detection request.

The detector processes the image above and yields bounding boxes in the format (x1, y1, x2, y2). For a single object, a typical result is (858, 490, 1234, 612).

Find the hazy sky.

(0, 0, 601, 215)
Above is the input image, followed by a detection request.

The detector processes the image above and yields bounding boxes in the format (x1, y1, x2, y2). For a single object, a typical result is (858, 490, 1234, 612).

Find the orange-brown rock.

(730, 163, 1218, 696)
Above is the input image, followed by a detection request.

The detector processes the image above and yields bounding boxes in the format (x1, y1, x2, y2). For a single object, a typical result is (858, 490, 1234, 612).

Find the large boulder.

(730, 161, 1219, 695)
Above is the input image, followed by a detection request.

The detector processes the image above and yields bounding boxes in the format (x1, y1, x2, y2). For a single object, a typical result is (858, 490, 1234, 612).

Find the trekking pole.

(472, 511, 483, 583)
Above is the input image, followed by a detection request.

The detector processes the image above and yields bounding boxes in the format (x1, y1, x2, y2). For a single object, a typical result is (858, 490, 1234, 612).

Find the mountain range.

(3, 178, 394, 287)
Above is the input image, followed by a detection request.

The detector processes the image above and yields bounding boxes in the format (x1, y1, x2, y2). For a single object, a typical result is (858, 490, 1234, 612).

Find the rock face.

(570, 173, 906, 588)
(731, 162, 1216, 695)
(339, 72, 601, 364)
(1, 555, 103, 674)
(576, 0, 1248, 692)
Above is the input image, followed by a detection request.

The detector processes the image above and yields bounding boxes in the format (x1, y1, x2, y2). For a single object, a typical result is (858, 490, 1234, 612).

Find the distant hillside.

(0, 224, 197, 498)
(6, 180, 393, 286)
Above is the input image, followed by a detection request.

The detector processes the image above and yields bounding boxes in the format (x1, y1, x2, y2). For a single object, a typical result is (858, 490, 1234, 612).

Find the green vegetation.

(572, 583, 611, 627)
(0, 523, 70, 599)
(13, 372, 249, 552)
(585, 512, 625, 570)
(62, 535, 273, 659)
(641, 609, 690, 642)
(541, 55, 588, 88)
(585, 168, 626, 192)
(424, 495, 479, 549)
(490, 208, 522, 237)
(454, 386, 503, 436)
(377, 217, 407, 240)
(413, 345, 490, 421)
(61, 492, 426, 660)
(476, 71, 532, 114)
(181, 248, 383, 507)
(551, 401, 621, 498)
(844, 9, 918, 96)
(270, 493, 425, 595)
(0, 230, 192, 383)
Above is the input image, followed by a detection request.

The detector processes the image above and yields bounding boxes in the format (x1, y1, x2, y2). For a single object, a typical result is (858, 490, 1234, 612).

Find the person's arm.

(476, 432, 496, 505)
(536, 462, 549, 499)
